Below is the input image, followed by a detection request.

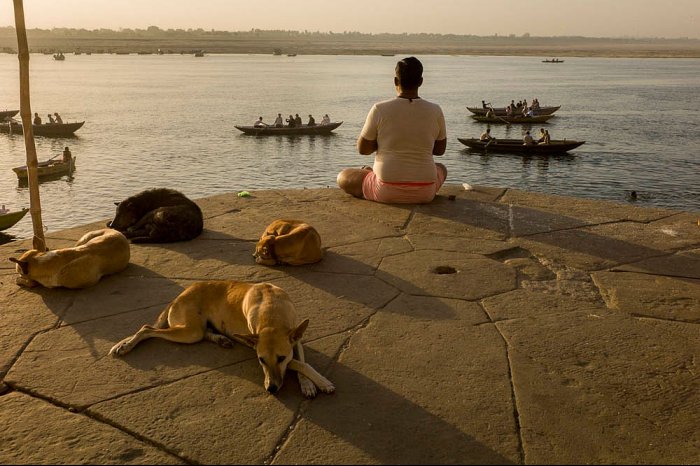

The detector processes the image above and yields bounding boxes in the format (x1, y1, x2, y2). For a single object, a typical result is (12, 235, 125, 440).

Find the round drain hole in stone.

(432, 265, 457, 275)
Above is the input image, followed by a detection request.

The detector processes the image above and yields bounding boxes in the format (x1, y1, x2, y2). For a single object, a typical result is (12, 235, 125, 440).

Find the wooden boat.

(0, 208, 29, 232)
(467, 105, 560, 116)
(234, 121, 343, 135)
(0, 120, 85, 136)
(458, 138, 585, 154)
(471, 114, 554, 124)
(0, 109, 19, 121)
(13, 156, 76, 180)
(542, 59, 564, 63)
(53, 53, 65, 60)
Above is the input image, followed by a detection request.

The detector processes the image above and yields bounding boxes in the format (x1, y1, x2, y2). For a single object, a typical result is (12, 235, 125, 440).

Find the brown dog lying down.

(109, 280, 335, 398)
(254, 219, 323, 266)
(9, 228, 130, 289)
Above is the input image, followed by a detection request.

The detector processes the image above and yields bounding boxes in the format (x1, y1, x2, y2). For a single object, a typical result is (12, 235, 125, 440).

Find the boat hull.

(235, 121, 342, 135)
(13, 157, 76, 179)
(467, 105, 560, 116)
(0, 110, 19, 120)
(470, 115, 554, 124)
(0, 208, 29, 231)
(0, 121, 85, 136)
(458, 138, 585, 154)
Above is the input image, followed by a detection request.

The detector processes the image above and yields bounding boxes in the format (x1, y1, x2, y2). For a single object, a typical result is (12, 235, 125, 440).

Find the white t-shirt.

(360, 97, 446, 183)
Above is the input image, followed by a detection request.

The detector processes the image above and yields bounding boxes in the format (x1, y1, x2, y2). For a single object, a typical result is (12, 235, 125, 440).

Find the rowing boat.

(0, 120, 85, 136)
(0, 109, 19, 121)
(457, 138, 585, 154)
(234, 121, 343, 135)
(13, 156, 76, 180)
(470, 114, 554, 124)
(467, 105, 560, 116)
(0, 208, 29, 232)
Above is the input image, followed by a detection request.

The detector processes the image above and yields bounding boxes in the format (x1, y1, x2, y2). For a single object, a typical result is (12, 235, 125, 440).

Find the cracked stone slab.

(377, 250, 517, 300)
(407, 233, 511, 256)
(498, 311, 700, 464)
(5, 303, 255, 408)
(0, 391, 182, 464)
(274, 295, 519, 464)
(612, 248, 700, 279)
(313, 237, 413, 275)
(408, 198, 509, 240)
(513, 219, 698, 271)
(0, 281, 72, 377)
(88, 335, 343, 464)
(481, 288, 609, 322)
(593, 271, 700, 322)
(500, 188, 677, 224)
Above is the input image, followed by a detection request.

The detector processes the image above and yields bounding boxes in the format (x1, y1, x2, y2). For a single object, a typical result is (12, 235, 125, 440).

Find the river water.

(1, 53, 699, 240)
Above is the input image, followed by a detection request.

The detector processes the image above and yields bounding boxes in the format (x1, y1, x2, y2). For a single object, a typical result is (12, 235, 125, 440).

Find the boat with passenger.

(470, 114, 554, 124)
(458, 137, 585, 154)
(467, 105, 560, 116)
(13, 154, 76, 180)
(234, 121, 343, 136)
(0, 120, 85, 136)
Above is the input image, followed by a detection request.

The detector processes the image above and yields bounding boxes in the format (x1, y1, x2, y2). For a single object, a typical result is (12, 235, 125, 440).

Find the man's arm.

(357, 136, 378, 155)
(432, 138, 447, 156)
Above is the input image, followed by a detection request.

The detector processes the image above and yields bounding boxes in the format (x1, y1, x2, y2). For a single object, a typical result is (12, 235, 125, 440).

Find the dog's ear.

(231, 333, 259, 348)
(114, 201, 120, 206)
(289, 319, 309, 344)
(9, 257, 29, 275)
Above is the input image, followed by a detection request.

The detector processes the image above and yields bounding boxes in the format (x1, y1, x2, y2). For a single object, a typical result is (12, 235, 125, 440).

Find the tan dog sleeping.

(109, 280, 335, 398)
(9, 228, 130, 289)
(254, 219, 323, 266)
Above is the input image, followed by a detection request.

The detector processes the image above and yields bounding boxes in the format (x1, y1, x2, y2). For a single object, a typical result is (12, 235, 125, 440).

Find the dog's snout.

(266, 384, 279, 394)
(106, 221, 112, 228)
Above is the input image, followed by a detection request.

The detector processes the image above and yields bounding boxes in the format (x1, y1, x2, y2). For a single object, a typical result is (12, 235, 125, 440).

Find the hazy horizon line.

(1, 25, 698, 42)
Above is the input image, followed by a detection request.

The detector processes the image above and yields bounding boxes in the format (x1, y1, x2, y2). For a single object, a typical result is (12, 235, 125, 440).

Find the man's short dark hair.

(395, 56, 423, 89)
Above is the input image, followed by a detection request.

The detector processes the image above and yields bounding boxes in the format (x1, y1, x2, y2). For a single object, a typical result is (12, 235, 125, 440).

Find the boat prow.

(0, 208, 29, 232)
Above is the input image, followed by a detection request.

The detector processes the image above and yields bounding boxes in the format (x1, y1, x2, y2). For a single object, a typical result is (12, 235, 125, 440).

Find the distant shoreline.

(1, 27, 700, 58)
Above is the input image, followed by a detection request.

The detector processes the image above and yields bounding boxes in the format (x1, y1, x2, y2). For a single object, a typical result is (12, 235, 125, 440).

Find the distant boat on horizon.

(542, 58, 565, 63)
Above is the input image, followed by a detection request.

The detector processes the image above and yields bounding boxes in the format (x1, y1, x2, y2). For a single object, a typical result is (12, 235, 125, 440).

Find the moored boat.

(0, 120, 85, 136)
(0, 208, 29, 232)
(13, 156, 76, 180)
(1, 109, 19, 121)
(234, 121, 343, 135)
(470, 114, 554, 124)
(458, 138, 585, 154)
(467, 105, 560, 116)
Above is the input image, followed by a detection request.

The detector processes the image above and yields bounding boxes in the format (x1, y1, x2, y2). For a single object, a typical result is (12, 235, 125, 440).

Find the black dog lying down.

(108, 188, 203, 243)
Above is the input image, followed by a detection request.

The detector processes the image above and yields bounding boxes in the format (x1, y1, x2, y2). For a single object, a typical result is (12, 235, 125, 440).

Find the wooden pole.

(13, 0, 46, 252)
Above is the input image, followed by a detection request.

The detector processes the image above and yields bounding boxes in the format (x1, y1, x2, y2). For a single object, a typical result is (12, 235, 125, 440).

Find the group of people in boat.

(479, 127, 551, 146)
(254, 113, 331, 128)
(482, 98, 542, 118)
(33, 112, 63, 125)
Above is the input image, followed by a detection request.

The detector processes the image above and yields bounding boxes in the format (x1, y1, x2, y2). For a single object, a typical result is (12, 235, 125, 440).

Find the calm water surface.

(1, 54, 699, 240)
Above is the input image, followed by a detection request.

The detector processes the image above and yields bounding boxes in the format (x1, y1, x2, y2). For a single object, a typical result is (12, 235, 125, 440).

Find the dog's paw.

(317, 378, 336, 394)
(212, 334, 234, 348)
(108, 339, 132, 357)
(298, 374, 318, 398)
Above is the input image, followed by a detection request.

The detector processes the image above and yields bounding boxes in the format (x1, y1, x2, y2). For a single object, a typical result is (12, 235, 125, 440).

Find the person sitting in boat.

(321, 114, 331, 125)
(62, 146, 72, 162)
(274, 113, 284, 128)
(485, 107, 495, 119)
(307, 114, 316, 126)
(505, 105, 513, 117)
(253, 116, 267, 128)
(538, 129, 551, 145)
(54, 112, 63, 124)
(294, 114, 302, 127)
(523, 130, 535, 146)
(33, 113, 42, 125)
(0, 204, 8, 215)
(286, 114, 296, 128)
(481, 100, 491, 109)
(532, 98, 540, 110)
(480, 128, 496, 143)
(47, 114, 55, 124)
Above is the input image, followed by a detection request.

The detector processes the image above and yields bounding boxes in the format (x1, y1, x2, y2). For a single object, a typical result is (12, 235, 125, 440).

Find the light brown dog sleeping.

(9, 228, 130, 289)
(254, 219, 323, 266)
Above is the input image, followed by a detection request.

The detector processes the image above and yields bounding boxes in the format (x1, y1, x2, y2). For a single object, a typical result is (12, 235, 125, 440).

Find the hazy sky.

(2, 0, 699, 39)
